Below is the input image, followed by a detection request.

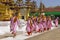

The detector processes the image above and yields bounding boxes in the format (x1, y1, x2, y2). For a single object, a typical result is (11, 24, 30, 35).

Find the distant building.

(44, 6, 60, 12)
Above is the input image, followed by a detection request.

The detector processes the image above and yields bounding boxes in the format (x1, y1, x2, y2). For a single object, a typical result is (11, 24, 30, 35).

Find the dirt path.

(26, 27, 60, 40)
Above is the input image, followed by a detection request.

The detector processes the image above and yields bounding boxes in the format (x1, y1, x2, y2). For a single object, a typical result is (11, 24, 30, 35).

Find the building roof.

(44, 6, 60, 12)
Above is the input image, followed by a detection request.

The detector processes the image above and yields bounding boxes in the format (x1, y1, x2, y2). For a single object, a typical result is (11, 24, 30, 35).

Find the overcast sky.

(14, 0, 60, 8)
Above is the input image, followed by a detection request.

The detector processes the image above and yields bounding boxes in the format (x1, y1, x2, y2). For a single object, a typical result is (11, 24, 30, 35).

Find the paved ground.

(0, 24, 60, 40)
(0, 27, 60, 40)
(26, 27, 60, 40)
(0, 31, 23, 39)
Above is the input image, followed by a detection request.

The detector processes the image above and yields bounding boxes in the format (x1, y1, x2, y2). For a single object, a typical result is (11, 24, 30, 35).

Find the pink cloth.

(32, 23, 35, 31)
(26, 20, 32, 32)
(38, 19, 43, 31)
(34, 22, 39, 32)
(55, 19, 58, 27)
(38, 23, 43, 31)
(10, 17, 19, 33)
(47, 20, 52, 29)
(42, 21, 47, 29)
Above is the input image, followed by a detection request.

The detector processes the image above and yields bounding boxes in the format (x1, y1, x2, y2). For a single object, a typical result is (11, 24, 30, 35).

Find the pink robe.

(26, 20, 32, 32)
(38, 19, 43, 31)
(34, 21, 39, 32)
(31, 19, 36, 31)
(10, 17, 19, 33)
(42, 20, 47, 30)
(38, 23, 43, 31)
(32, 22, 35, 31)
(47, 20, 52, 29)
(55, 19, 58, 27)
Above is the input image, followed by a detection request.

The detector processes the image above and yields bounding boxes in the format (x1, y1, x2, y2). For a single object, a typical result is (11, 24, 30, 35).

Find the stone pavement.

(0, 26, 60, 40)
(26, 27, 60, 40)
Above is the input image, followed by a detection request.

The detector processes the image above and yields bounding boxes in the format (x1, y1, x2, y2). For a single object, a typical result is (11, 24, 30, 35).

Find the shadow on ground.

(0, 31, 23, 39)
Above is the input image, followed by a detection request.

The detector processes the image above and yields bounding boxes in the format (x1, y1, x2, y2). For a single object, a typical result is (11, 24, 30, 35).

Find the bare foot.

(56, 26, 58, 27)
(27, 32, 32, 36)
(13, 34, 16, 38)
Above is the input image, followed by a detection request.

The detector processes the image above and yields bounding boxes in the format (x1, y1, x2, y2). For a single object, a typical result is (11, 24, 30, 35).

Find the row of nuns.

(26, 14, 59, 35)
(10, 12, 59, 37)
